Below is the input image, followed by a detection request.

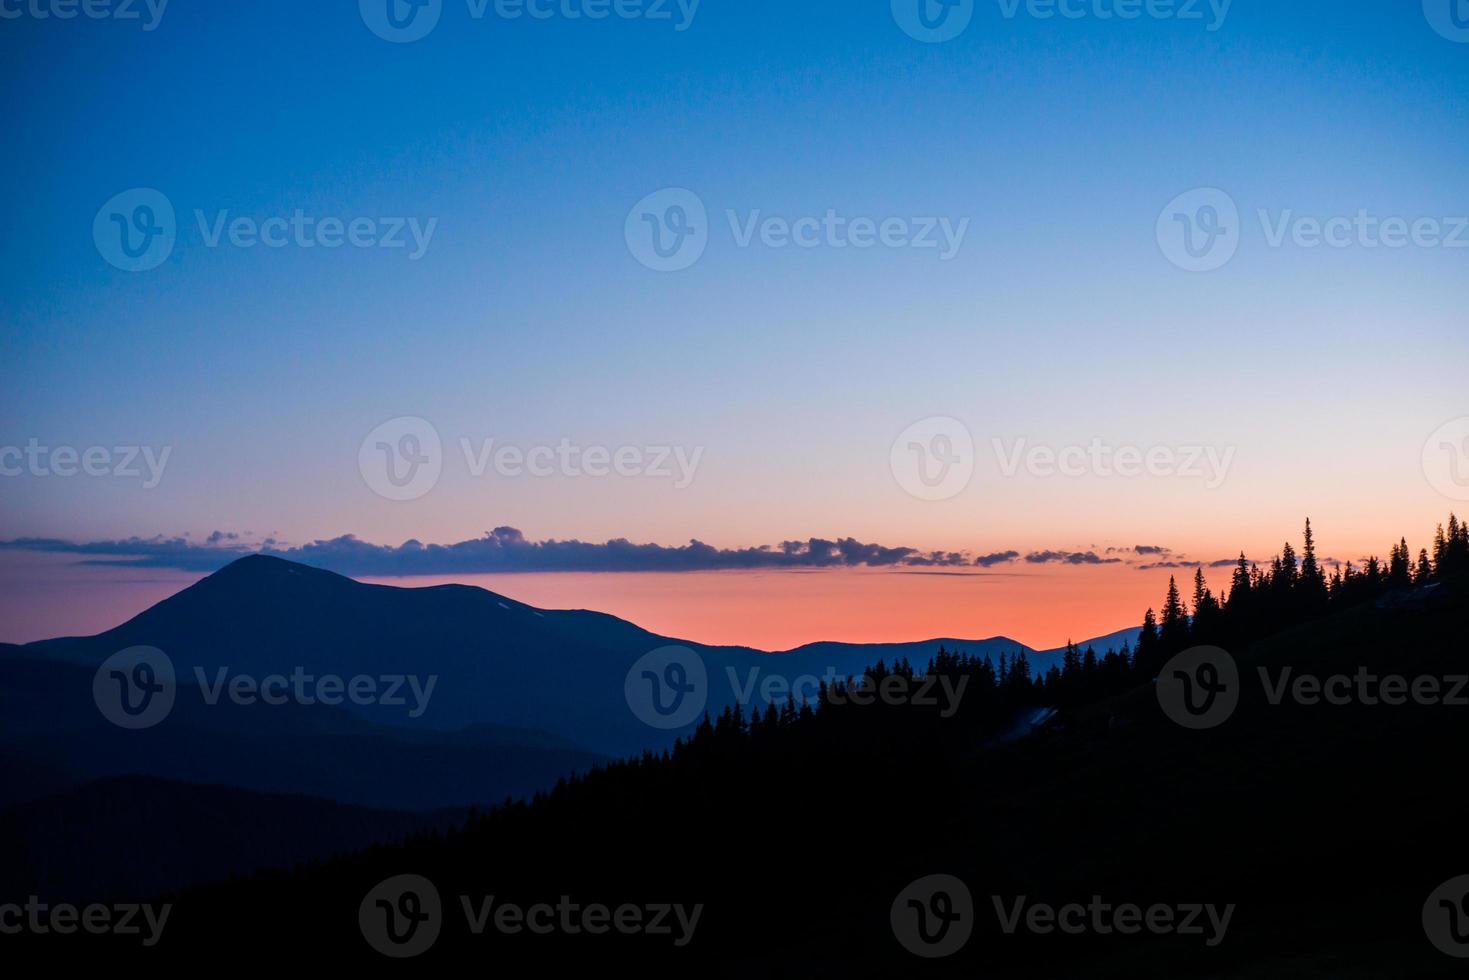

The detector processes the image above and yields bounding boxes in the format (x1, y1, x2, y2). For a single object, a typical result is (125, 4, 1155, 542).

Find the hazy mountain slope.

(0, 775, 461, 903)
(0, 656, 603, 811)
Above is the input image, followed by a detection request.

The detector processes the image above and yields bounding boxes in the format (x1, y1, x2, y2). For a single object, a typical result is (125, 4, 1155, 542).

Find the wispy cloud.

(1024, 550, 1123, 566)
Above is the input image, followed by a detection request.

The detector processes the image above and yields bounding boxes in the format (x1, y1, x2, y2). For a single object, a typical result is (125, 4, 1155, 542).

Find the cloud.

(1107, 545, 1173, 557)
(2, 530, 1193, 577)
(0, 529, 978, 576)
(1137, 557, 1252, 571)
(0, 536, 257, 571)
(1024, 550, 1122, 566)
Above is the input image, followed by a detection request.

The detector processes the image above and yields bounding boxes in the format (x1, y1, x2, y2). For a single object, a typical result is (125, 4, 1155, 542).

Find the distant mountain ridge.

(14, 555, 1139, 759)
(779, 627, 1142, 667)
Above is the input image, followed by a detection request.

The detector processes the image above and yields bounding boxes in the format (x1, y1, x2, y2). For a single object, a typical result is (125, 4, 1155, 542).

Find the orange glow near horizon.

(357, 565, 1177, 652)
(2, 508, 1458, 649)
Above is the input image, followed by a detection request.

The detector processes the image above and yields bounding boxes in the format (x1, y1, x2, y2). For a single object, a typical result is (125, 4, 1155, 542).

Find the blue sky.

(1, 0, 1466, 571)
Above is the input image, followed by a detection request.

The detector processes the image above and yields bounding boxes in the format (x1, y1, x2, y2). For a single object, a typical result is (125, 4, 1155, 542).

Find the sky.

(1, 0, 1466, 646)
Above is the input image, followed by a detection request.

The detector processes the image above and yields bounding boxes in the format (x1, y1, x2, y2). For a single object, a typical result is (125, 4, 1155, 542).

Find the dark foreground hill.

(0, 776, 461, 903)
(22, 571, 1468, 975)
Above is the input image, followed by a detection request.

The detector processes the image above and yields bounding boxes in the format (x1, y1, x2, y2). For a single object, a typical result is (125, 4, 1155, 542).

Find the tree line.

(489, 514, 1469, 815)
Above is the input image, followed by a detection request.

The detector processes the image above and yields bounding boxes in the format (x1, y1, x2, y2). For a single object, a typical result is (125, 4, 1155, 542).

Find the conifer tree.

(1135, 609, 1160, 678)
(1159, 576, 1192, 653)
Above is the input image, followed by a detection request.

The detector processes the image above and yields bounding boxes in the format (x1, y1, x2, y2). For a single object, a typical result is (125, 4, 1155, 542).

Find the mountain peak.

(202, 553, 354, 588)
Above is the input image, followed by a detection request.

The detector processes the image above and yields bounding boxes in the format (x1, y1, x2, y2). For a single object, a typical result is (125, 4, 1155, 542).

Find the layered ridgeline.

(0, 556, 1133, 902)
(7, 553, 1134, 768)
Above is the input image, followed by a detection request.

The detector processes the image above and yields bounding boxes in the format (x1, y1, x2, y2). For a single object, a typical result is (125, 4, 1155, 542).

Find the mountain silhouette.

(0, 556, 1140, 915)
(14, 555, 1134, 759)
